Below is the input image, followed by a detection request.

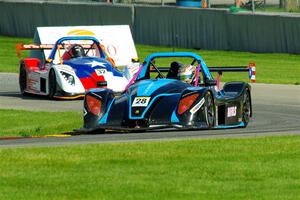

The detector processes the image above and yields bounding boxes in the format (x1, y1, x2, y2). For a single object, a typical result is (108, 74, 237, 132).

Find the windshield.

(52, 40, 102, 64)
(143, 57, 204, 85)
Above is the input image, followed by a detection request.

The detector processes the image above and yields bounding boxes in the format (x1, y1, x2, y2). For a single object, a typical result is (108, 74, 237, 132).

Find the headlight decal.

(60, 71, 75, 86)
(190, 98, 205, 114)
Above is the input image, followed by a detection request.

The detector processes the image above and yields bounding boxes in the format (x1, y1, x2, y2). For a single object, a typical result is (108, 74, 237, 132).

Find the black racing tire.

(242, 90, 251, 127)
(19, 63, 28, 96)
(48, 69, 57, 99)
(204, 92, 215, 128)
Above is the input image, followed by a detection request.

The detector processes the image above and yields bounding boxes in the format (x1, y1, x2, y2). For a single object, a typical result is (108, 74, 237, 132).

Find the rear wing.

(209, 63, 256, 83)
(16, 44, 52, 58)
(209, 63, 256, 90)
(16, 43, 116, 67)
(16, 43, 92, 58)
(149, 63, 256, 83)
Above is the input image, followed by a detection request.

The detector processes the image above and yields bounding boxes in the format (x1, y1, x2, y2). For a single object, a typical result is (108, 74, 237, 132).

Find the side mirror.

(131, 58, 139, 63)
(45, 59, 53, 63)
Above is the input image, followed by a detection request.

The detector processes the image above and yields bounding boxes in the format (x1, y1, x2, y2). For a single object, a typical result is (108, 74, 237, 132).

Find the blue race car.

(79, 52, 254, 133)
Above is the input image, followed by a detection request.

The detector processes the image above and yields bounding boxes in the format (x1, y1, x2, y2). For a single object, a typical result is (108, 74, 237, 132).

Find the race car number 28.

(132, 97, 151, 107)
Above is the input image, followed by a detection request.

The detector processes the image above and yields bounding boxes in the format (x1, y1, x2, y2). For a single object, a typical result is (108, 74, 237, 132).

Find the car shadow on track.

(0, 92, 82, 101)
(71, 127, 232, 136)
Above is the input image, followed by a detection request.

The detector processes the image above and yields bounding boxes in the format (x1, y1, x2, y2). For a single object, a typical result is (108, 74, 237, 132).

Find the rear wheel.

(48, 69, 57, 99)
(204, 92, 215, 128)
(19, 63, 27, 96)
(242, 90, 251, 127)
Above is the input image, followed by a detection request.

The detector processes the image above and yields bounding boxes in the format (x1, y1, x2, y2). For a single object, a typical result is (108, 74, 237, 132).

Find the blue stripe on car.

(171, 111, 180, 123)
(215, 122, 245, 129)
(99, 99, 115, 125)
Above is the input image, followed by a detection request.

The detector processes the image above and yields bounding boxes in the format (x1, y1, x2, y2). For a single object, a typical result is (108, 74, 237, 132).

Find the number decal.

(227, 106, 237, 117)
(132, 97, 151, 107)
(95, 68, 106, 76)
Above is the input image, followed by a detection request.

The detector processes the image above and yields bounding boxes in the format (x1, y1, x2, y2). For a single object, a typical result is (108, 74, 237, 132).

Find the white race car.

(17, 36, 139, 99)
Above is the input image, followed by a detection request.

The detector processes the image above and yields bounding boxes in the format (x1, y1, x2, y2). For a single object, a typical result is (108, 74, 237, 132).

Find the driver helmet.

(178, 65, 195, 83)
(71, 44, 86, 58)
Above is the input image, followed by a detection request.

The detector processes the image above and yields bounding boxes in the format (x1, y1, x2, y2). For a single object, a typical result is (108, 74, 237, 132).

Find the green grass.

(1, 36, 299, 200)
(137, 44, 300, 84)
(1, 36, 300, 84)
(0, 36, 31, 73)
(0, 109, 81, 137)
(0, 135, 300, 199)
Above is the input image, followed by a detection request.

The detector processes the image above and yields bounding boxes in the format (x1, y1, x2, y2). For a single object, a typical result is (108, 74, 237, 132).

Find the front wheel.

(19, 63, 27, 96)
(204, 92, 215, 128)
(48, 69, 57, 99)
(242, 90, 251, 127)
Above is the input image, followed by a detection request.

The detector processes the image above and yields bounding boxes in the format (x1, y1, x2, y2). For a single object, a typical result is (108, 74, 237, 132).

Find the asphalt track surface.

(0, 73, 299, 147)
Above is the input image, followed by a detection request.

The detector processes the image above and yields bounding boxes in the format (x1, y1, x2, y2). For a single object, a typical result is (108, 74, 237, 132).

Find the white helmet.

(178, 65, 195, 83)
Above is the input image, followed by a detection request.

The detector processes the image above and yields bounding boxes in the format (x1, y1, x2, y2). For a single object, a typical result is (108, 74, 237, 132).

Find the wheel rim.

(205, 93, 214, 127)
(243, 92, 251, 124)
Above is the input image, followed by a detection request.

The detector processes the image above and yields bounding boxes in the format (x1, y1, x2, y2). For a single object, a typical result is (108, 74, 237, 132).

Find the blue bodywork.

(82, 52, 252, 132)
(63, 57, 122, 79)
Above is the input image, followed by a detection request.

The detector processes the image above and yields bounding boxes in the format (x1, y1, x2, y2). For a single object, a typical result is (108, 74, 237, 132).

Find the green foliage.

(0, 109, 81, 136)
(0, 36, 31, 73)
(137, 44, 300, 84)
(1, 36, 300, 84)
(0, 135, 300, 199)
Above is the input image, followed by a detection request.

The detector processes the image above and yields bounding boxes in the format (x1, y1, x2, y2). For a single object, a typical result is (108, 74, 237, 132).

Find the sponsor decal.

(28, 71, 40, 80)
(27, 72, 40, 91)
(67, 29, 96, 36)
(227, 106, 237, 117)
(95, 68, 106, 76)
(58, 65, 74, 74)
(115, 96, 127, 104)
(190, 98, 205, 114)
(124, 62, 140, 80)
(107, 45, 117, 57)
(127, 63, 140, 71)
(144, 82, 155, 95)
(132, 97, 151, 107)
(249, 63, 256, 83)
